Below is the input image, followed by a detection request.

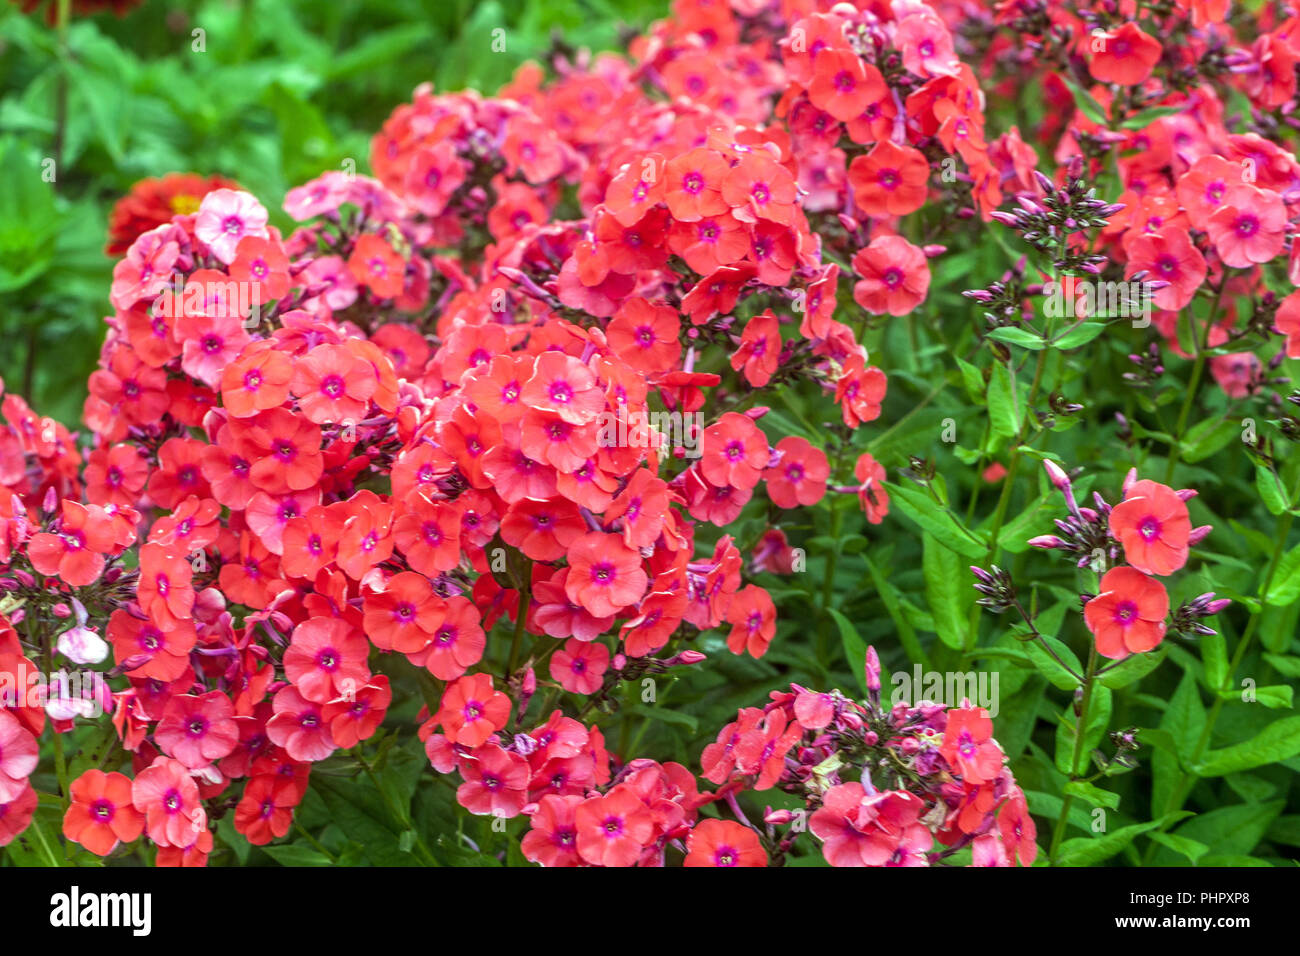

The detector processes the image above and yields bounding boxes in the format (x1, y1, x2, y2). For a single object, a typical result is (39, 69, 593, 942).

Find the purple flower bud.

(1042, 458, 1071, 491)
(865, 645, 881, 693)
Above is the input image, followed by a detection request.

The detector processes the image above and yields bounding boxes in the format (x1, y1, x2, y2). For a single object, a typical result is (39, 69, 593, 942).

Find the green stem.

(1164, 284, 1224, 484)
(506, 580, 531, 680)
(294, 822, 338, 863)
(1049, 643, 1099, 865)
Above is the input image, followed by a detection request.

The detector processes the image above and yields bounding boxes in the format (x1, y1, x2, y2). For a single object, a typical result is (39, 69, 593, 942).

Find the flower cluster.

(696, 648, 1036, 867)
(7, 0, 1298, 868)
(1023, 461, 1223, 660)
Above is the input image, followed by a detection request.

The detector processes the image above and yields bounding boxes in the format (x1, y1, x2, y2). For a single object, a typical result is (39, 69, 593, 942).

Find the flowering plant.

(1, 0, 1298, 868)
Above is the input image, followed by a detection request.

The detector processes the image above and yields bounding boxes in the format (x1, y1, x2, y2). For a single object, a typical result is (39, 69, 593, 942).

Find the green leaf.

(1051, 321, 1107, 350)
(1118, 104, 1186, 129)
(954, 356, 986, 404)
(1264, 653, 1300, 677)
(1201, 630, 1227, 691)
(0, 138, 59, 293)
(1171, 802, 1283, 858)
(1064, 780, 1119, 810)
(885, 482, 987, 560)
(1019, 628, 1082, 691)
(1255, 464, 1289, 516)
(261, 844, 333, 866)
(1181, 417, 1239, 463)
(625, 702, 698, 734)
(1056, 815, 1184, 867)
(1264, 544, 1300, 607)
(922, 533, 966, 649)
(324, 24, 433, 82)
(1000, 493, 1050, 554)
(986, 326, 1047, 350)
(1060, 74, 1110, 126)
(1147, 832, 1208, 864)
(310, 776, 417, 867)
(1194, 716, 1300, 776)
(1164, 670, 1207, 766)
(1099, 644, 1166, 689)
(987, 362, 1021, 439)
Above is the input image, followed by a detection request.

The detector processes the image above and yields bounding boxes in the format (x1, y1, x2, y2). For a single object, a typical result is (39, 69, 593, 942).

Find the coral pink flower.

(156, 691, 239, 769)
(293, 342, 379, 426)
(0, 710, 38, 803)
(1109, 479, 1191, 576)
(836, 353, 888, 428)
(684, 819, 767, 867)
(854, 452, 890, 523)
(940, 708, 1004, 784)
(393, 496, 462, 576)
(533, 568, 615, 643)
(437, 673, 511, 748)
(1176, 155, 1238, 221)
(664, 148, 730, 221)
(607, 298, 681, 375)
(894, 13, 959, 78)
(221, 345, 293, 418)
(233, 775, 296, 846)
(522, 794, 585, 867)
(457, 743, 530, 818)
(322, 676, 391, 750)
(1084, 566, 1169, 660)
(575, 785, 653, 867)
(550, 638, 609, 695)
(811, 784, 933, 867)
(605, 469, 670, 550)
(1205, 185, 1286, 267)
(26, 500, 116, 587)
(722, 153, 798, 226)
(131, 756, 203, 847)
(997, 789, 1038, 866)
(0, 782, 38, 847)
(266, 685, 338, 762)
(701, 412, 769, 490)
(229, 236, 290, 304)
(521, 352, 604, 425)
(1277, 289, 1300, 359)
(1125, 228, 1206, 311)
(763, 436, 828, 508)
(107, 609, 196, 683)
(348, 233, 406, 299)
(807, 48, 872, 122)
(564, 532, 649, 618)
(284, 617, 371, 704)
(416, 596, 486, 681)
(852, 235, 931, 316)
(725, 585, 777, 659)
(1089, 22, 1162, 86)
(731, 309, 782, 387)
(137, 543, 195, 630)
(194, 188, 269, 264)
(63, 770, 144, 856)
(848, 139, 930, 217)
(363, 571, 440, 653)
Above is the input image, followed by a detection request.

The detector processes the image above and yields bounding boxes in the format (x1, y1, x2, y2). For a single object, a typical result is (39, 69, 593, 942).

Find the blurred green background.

(0, 0, 661, 426)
